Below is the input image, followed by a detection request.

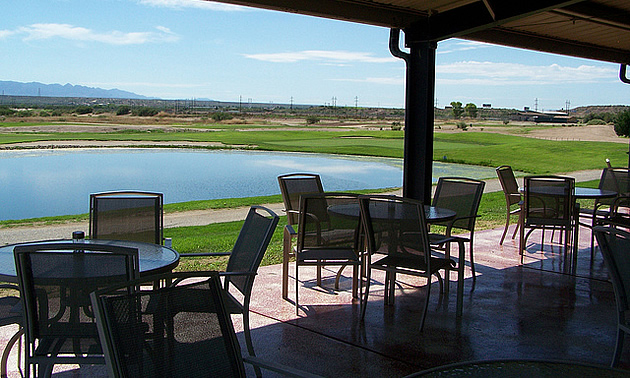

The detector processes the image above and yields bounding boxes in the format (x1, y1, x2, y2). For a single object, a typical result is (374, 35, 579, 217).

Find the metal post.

(403, 39, 436, 203)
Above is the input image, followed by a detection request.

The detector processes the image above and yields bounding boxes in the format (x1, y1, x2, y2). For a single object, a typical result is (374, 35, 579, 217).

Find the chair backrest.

(225, 206, 279, 295)
(90, 191, 163, 244)
(278, 173, 324, 226)
(14, 242, 139, 354)
(90, 271, 246, 378)
(297, 192, 360, 253)
(359, 195, 431, 266)
(496, 165, 521, 207)
(606, 167, 630, 196)
(432, 177, 485, 231)
(523, 175, 575, 226)
(593, 226, 630, 315)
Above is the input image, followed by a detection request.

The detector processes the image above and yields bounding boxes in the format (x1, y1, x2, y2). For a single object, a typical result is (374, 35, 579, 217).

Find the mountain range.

(0, 80, 151, 99)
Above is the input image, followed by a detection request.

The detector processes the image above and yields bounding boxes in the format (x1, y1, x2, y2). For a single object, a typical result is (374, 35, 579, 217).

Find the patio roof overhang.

(206, 0, 630, 202)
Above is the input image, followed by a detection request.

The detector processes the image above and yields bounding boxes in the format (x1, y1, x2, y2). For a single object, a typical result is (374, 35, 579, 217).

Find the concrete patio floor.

(2, 223, 628, 377)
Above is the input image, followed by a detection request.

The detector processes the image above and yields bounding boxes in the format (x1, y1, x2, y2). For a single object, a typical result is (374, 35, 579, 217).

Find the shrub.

(306, 115, 320, 125)
(614, 109, 630, 137)
(116, 105, 131, 115)
(456, 121, 468, 130)
(586, 118, 607, 125)
(211, 112, 233, 122)
(74, 106, 93, 115)
(0, 107, 15, 116)
(132, 107, 159, 117)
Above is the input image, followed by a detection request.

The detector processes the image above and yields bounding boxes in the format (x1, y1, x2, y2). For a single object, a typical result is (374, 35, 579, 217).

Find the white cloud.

(331, 77, 403, 85)
(17, 23, 179, 45)
(244, 50, 397, 64)
(0, 30, 15, 39)
(438, 40, 492, 54)
(137, 0, 248, 10)
(437, 61, 616, 84)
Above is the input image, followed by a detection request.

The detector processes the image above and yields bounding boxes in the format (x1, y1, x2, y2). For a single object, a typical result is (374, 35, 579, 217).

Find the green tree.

(116, 105, 131, 115)
(465, 103, 478, 118)
(614, 109, 630, 137)
(74, 105, 93, 115)
(132, 107, 159, 117)
(450, 101, 463, 118)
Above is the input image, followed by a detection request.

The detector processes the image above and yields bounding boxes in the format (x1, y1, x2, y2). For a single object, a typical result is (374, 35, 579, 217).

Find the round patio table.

(0, 238, 180, 283)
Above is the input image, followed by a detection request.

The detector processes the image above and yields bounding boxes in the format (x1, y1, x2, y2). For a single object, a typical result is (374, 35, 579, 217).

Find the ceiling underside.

(211, 0, 630, 65)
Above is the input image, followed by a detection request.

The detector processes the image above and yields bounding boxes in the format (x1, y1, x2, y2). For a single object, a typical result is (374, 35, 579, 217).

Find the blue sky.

(2, 0, 629, 110)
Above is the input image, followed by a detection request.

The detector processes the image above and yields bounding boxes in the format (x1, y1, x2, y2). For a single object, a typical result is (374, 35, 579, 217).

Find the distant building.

(513, 110, 577, 123)
(482, 104, 492, 108)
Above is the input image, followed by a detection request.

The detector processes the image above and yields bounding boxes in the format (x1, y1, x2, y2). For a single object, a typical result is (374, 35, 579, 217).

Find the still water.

(0, 148, 497, 221)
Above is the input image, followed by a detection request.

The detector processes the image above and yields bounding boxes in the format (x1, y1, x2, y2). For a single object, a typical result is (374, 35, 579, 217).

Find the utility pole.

(534, 98, 539, 112)
(565, 100, 571, 114)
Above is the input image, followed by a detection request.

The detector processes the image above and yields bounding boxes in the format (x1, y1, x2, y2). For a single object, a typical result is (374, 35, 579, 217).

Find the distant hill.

(0, 80, 152, 99)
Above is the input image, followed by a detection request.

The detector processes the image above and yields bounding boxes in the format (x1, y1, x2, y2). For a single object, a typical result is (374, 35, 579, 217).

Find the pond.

(0, 148, 497, 221)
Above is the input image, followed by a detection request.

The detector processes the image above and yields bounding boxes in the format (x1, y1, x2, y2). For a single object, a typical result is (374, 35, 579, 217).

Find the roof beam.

(405, 0, 586, 42)
(205, 0, 424, 28)
(551, 2, 630, 32)
(468, 27, 630, 64)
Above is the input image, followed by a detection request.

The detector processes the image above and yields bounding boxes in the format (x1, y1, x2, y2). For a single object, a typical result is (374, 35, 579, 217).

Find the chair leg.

(500, 210, 511, 245)
(360, 267, 372, 320)
(282, 228, 292, 300)
(419, 275, 431, 332)
(511, 209, 522, 240)
(295, 261, 300, 315)
(241, 309, 262, 377)
(468, 241, 476, 284)
(1, 327, 23, 378)
(612, 325, 626, 367)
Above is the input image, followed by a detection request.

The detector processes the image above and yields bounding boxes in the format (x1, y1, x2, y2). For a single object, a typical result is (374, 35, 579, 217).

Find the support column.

(402, 38, 437, 204)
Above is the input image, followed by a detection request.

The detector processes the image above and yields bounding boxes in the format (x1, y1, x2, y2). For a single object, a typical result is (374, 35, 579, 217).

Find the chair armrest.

(285, 224, 296, 236)
(179, 252, 231, 257)
(243, 355, 323, 378)
(0, 283, 19, 292)
(218, 271, 257, 278)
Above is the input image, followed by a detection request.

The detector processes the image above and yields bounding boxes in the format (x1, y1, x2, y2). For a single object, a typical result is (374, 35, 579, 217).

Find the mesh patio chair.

(14, 242, 139, 378)
(359, 195, 456, 331)
(90, 271, 321, 378)
(429, 177, 485, 284)
(179, 206, 279, 369)
(496, 165, 523, 245)
(90, 191, 164, 245)
(295, 193, 362, 314)
(519, 176, 578, 263)
(593, 226, 630, 367)
(579, 168, 630, 259)
(0, 283, 23, 377)
(278, 173, 326, 300)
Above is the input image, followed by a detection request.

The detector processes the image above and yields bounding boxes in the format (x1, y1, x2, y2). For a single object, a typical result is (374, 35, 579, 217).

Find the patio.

(2, 222, 625, 377)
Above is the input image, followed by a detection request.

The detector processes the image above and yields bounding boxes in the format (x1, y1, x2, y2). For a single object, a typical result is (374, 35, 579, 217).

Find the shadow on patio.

(242, 225, 622, 377)
(1, 225, 625, 377)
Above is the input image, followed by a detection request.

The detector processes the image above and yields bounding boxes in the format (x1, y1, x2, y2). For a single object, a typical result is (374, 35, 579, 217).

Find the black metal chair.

(90, 191, 164, 245)
(579, 167, 630, 259)
(90, 271, 321, 378)
(0, 283, 23, 377)
(14, 242, 139, 377)
(519, 176, 578, 263)
(359, 195, 455, 331)
(294, 192, 362, 314)
(593, 226, 630, 367)
(278, 173, 325, 300)
(496, 165, 522, 245)
(429, 177, 485, 284)
(179, 206, 279, 369)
